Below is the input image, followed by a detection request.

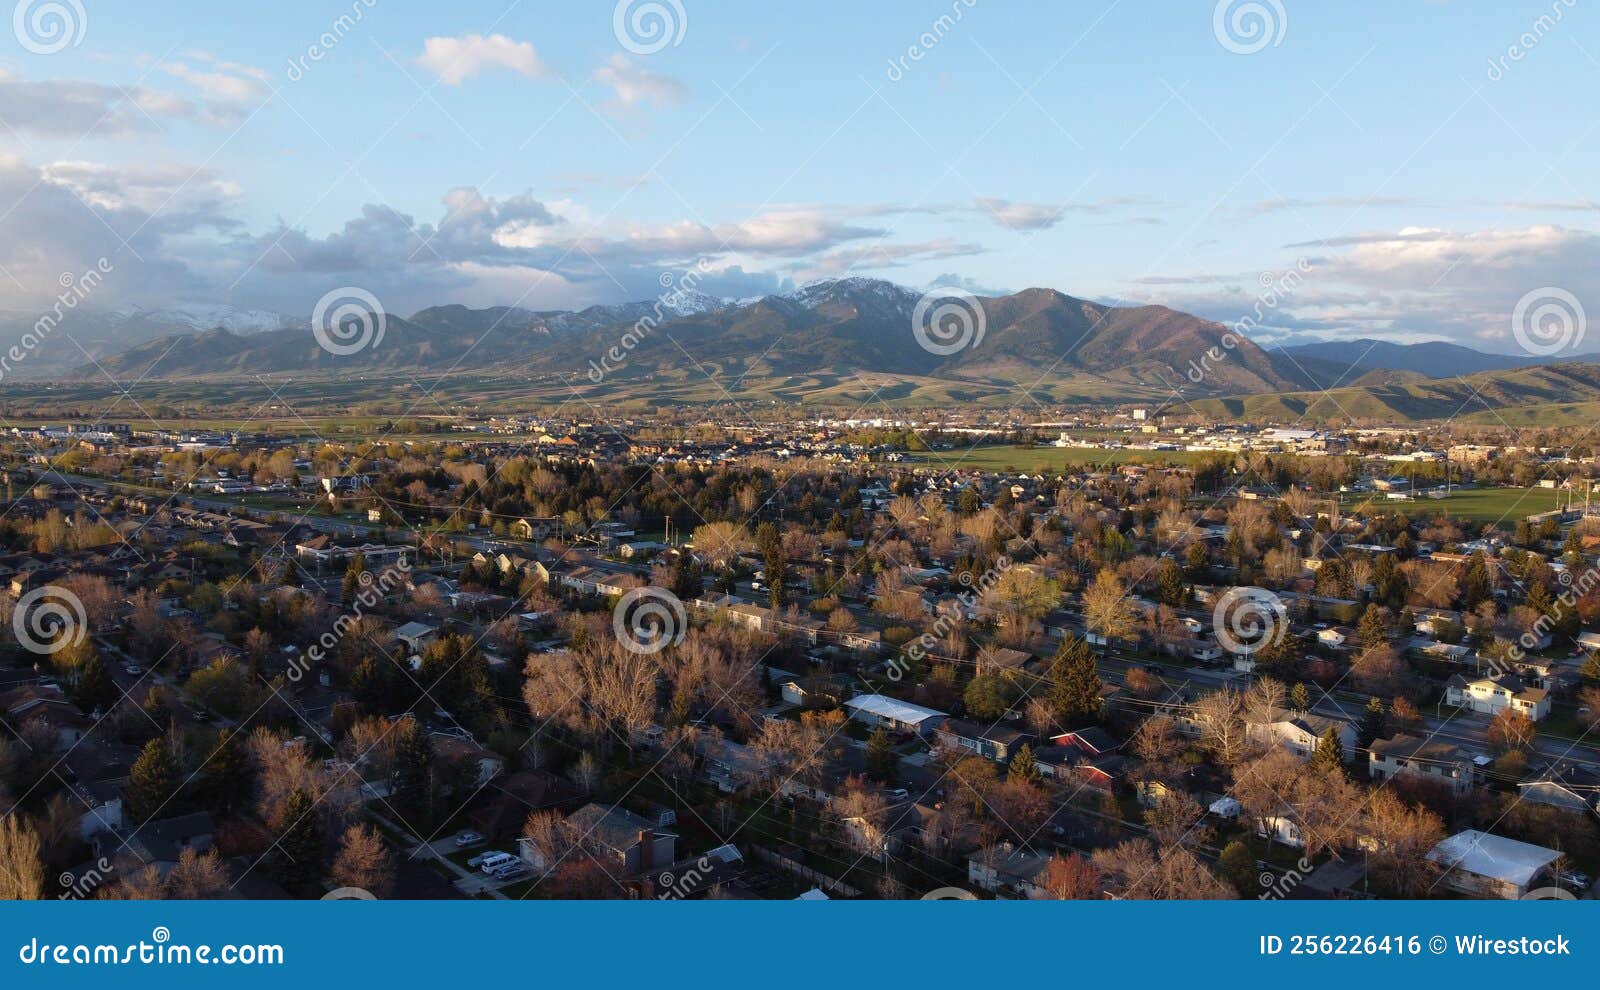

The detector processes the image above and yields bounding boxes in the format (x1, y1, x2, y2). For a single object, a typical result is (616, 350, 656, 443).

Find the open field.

(1340, 485, 1573, 523)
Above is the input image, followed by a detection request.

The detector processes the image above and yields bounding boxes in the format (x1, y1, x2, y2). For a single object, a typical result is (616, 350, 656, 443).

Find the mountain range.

(29, 278, 1600, 421)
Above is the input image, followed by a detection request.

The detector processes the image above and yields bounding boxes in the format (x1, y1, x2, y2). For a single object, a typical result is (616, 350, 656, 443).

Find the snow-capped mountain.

(108, 304, 301, 335)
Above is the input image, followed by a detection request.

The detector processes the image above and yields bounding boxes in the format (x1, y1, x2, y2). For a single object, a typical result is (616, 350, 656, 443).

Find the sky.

(0, 0, 1597, 353)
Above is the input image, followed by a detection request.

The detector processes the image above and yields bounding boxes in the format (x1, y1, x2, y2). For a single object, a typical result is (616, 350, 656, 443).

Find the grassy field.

(910, 443, 1203, 473)
(1341, 485, 1571, 523)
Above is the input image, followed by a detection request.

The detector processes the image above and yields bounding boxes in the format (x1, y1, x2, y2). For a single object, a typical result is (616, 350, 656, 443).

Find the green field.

(1341, 485, 1572, 524)
(911, 443, 1202, 473)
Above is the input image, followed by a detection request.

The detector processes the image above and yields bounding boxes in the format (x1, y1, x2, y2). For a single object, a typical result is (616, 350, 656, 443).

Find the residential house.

(934, 719, 1034, 763)
(1368, 733, 1477, 795)
(1443, 673, 1551, 721)
(843, 695, 947, 737)
(1427, 829, 1562, 899)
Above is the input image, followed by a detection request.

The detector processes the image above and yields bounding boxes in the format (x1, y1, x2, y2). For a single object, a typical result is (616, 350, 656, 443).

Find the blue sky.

(1, 0, 1597, 351)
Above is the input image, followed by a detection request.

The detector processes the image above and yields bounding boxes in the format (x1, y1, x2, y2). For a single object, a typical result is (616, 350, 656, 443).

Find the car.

(454, 830, 485, 847)
(490, 862, 529, 880)
(477, 852, 517, 874)
(1559, 870, 1590, 889)
(466, 852, 495, 868)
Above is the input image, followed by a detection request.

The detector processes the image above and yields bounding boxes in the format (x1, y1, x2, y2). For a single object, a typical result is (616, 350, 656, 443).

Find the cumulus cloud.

(416, 34, 550, 86)
(593, 55, 687, 109)
(1132, 225, 1600, 353)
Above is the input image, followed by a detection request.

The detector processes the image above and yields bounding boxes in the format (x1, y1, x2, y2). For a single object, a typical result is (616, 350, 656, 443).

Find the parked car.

(478, 852, 517, 874)
(455, 830, 485, 847)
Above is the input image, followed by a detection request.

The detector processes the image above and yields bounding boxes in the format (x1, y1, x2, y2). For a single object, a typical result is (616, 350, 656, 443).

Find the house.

(1051, 727, 1122, 758)
(1, 683, 92, 747)
(1427, 829, 1562, 899)
(394, 621, 438, 654)
(1368, 733, 1476, 795)
(1443, 673, 1551, 721)
(509, 516, 561, 542)
(1316, 627, 1352, 649)
(967, 842, 1052, 898)
(1246, 710, 1356, 762)
(519, 803, 676, 876)
(466, 771, 585, 840)
(96, 812, 215, 871)
(843, 695, 946, 737)
(934, 719, 1034, 763)
(1518, 764, 1600, 816)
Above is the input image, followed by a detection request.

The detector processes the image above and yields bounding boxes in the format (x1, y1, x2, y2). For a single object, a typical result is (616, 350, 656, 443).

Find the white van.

(478, 852, 516, 874)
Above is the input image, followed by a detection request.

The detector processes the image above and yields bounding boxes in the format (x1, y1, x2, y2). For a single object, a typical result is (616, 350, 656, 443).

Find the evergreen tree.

(1218, 840, 1257, 896)
(272, 789, 324, 893)
(1049, 634, 1103, 726)
(1290, 682, 1311, 713)
(1357, 695, 1388, 750)
(341, 551, 369, 602)
(69, 648, 117, 715)
(393, 722, 435, 829)
(756, 522, 787, 609)
(864, 727, 897, 784)
(1155, 557, 1186, 607)
(1310, 726, 1346, 778)
(125, 735, 180, 824)
(1008, 743, 1041, 785)
(1357, 603, 1388, 647)
(196, 729, 255, 817)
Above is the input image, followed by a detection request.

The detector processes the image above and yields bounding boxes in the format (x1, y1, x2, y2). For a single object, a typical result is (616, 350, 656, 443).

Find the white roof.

(1427, 829, 1561, 887)
(796, 887, 830, 900)
(844, 694, 946, 725)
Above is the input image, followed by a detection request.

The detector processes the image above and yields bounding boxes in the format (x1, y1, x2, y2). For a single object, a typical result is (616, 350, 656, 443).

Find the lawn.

(1341, 485, 1572, 524)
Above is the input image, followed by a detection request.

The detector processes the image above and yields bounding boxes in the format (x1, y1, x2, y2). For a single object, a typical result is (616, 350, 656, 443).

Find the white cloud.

(593, 54, 686, 109)
(416, 34, 549, 86)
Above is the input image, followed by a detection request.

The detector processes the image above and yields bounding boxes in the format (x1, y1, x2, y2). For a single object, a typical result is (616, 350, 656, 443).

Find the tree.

(1048, 634, 1102, 726)
(167, 847, 228, 899)
(1358, 696, 1388, 750)
(1008, 743, 1041, 785)
(1363, 789, 1444, 897)
(272, 789, 324, 893)
(1042, 852, 1100, 899)
(0, 815, 44, 899)
(125, 735, 180, 825)
(1082, 569, 1136, 647)
(1155, 557, 1186, 607)
(963, 673, 1014, 720)
(1217, 841, 1257, 896)
(331, 823, 396, 898)
(1358, 603, 1388, 647)
(393, 721, 435, 828)
(195, 728, 254, 817)
(864, 727, 897, 784)
(1309, 726, 1346, 778)
(1289, 682, 1311, 713)
(1486, 707, 1536, 753)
